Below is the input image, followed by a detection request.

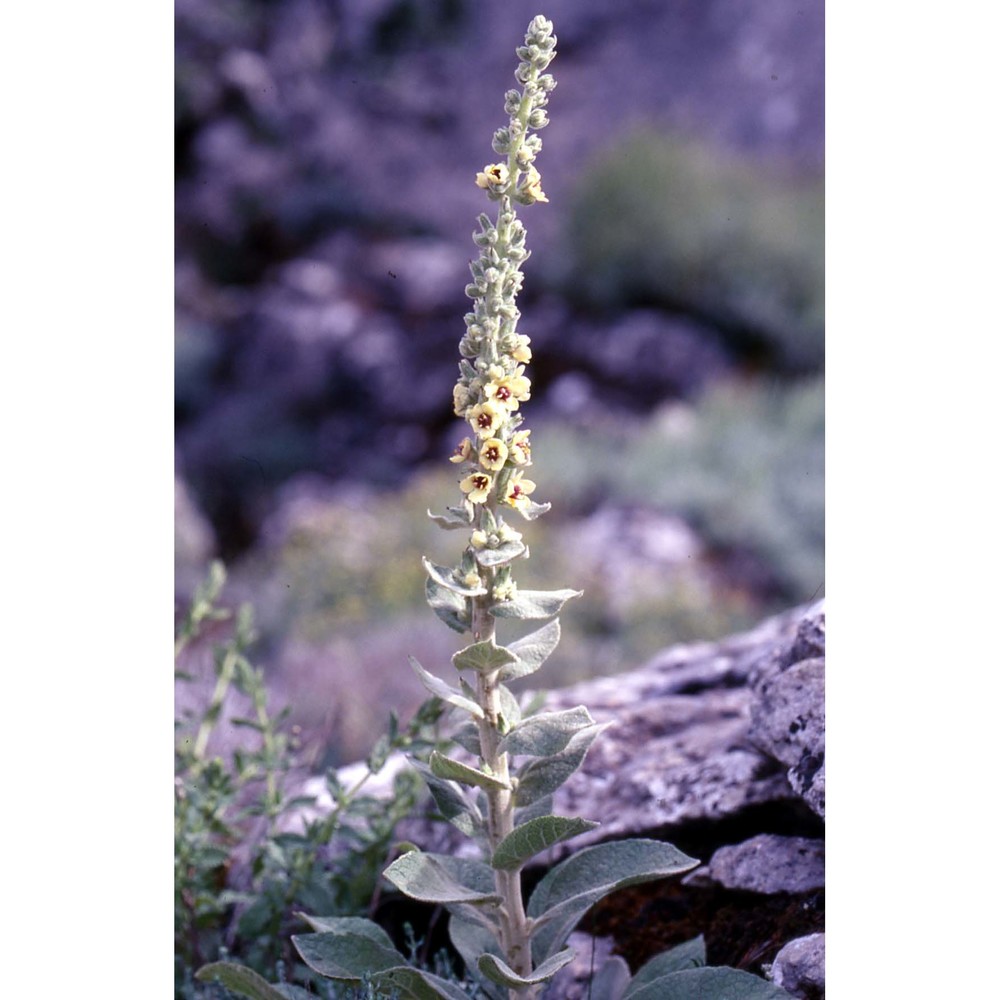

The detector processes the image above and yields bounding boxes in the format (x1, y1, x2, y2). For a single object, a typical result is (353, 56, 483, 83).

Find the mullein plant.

(199, 16, 795, 1000)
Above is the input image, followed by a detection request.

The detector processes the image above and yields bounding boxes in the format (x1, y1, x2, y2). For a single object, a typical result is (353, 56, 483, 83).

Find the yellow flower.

(449, 437, 474, 464)
(502, 471, 536, 511)
(492, 578, 517, 602)
(475, 163, 509, 191)
(463, 570, 483, 590)
(520, 165, 548, 204)
(484, 373, 531, 411)
(460, 472, 493, 504)
(511, 335, 532, 364)
(470, 530, 488, 549)
(509, 429, 531, 465)
(468, 400, 506, 439)
(479, 437, 509, 471)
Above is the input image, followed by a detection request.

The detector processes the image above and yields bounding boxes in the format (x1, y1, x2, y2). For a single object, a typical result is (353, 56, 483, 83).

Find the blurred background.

(175, 0, 824, 768)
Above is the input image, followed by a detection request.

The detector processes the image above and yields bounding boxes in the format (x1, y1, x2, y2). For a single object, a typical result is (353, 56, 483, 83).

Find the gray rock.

(769, 933, 825, 1000)
(749, 604, 826, 817)
(695, 834, 824, 894)
(398, 603, 821, 860)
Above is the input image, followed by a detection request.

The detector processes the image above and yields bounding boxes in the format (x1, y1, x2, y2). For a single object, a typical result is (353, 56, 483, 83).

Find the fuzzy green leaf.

(501, 619, 561, 680)
(372, 967, 477, 1000)
(514, 498, 552, 521)
(408, 656, 484, 719)
(293, 915, 394, 949)
(382, 851, 501, 907)
(474, 539, 527, 567)
(427, 506, 473, 530)
(491, 815, 599, 871)
(452, 638, 520, 674)
(622, 967, 795, 1000)
(425, 578, 470, 634)
(499, 706, 596, 758)
(450, 720, 483, 756)
(497, 682, 522, 730)
(409, 759, 483, 837)
(423, 557, 488, 596)
(195, 963, 294, 1000)
(429, 750, 511, 792)
(477, 948, 575, 988)
(449, 915, 506, 1000)
(527, 839, 699, 964)
(622, 937, 706, 997)
(592, 956, 632, 1000)
(513, 723, 609, 807)
(491, 588, 583, 620)
(291, 931, 405, 980)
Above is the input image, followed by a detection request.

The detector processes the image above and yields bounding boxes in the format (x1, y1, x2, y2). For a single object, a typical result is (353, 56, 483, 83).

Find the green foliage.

(177, 563, 445, 997)
(535, 377, 825, 603)
(564, 131, 824, 369)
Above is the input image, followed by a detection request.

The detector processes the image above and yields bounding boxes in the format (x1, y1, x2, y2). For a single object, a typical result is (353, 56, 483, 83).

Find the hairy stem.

(472, 589, 536, 997)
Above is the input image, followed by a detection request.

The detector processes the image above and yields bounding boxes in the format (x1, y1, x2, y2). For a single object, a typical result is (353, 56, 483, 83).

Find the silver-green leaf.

(372, 967, 478, 1000)
(491, 815, 600, 872)
(513, 723, 609, 807)
(501, 618, 561, 680)
(452, 638, 520, 673)
(474, 540, 527, 567)
(427, 506, 473, 530)
(423, 557, 488, 596)
(499, 706, 595, 758)
(429, 750, 511, 792)
(449, 915, 506, 1000)
(408, 656, 484, 719)
(527, 839, 699, 964)
(195, 962, 298, 1000)
(382, 851, 501, 907)
(477, 947, 575, 988)
(491, 589, 583, 620)
(425, 578, 470, 634)
(622, 967, 795, 1000)
(409, 759, 483, 837)
(622, 936, 706, 997)
(513, 498, 552, 521)
(291, 931, 405, 980)
(292, 915, 394, 949)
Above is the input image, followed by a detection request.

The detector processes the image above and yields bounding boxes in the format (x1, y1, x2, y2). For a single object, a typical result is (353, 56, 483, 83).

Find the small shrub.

(175, 563, 446, 997)
(564, 131, 824, 370)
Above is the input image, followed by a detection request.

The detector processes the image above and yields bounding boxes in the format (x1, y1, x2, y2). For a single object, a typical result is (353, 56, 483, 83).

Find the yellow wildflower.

(511, 335, 532, 364)
(509, 429, 531, 465)
(460, 472, 493, 504)
(470, 530, 489, 549)
(520, 165, 548, 204)
(479, 437, 509, 471)
(468, 400, 505, 439)
(485, 372, 531, 411)
(449, 437, 474, 464)
(502, 471, 536, 511)
(463, 570, 483, 590)
(475, 163, 509, 192)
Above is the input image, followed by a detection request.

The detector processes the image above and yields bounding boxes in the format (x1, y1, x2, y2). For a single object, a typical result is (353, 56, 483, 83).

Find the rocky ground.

(293, 600, 826, 997)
